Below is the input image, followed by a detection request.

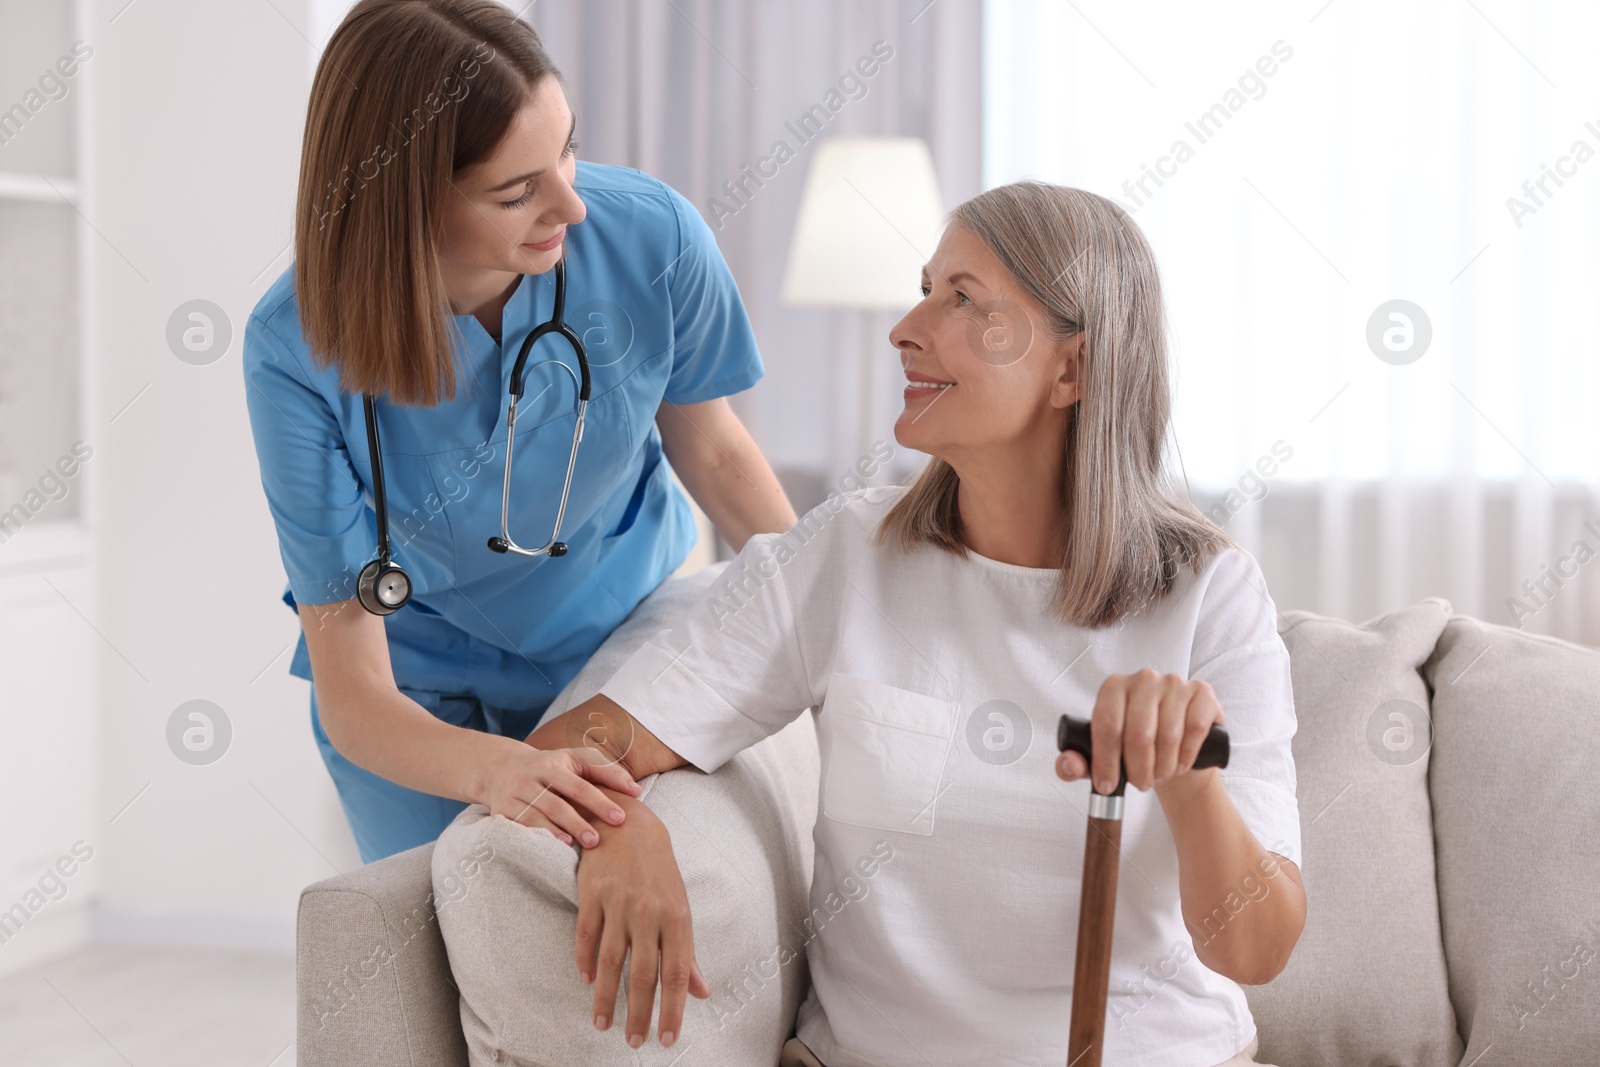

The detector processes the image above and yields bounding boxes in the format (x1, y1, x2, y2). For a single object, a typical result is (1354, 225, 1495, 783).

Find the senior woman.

(527, 181, 1307, 1066)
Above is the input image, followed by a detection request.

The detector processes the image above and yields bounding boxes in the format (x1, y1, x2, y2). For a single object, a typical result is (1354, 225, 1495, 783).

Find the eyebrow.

(485, 112, 578, 193)
(920, 265, 987, 291)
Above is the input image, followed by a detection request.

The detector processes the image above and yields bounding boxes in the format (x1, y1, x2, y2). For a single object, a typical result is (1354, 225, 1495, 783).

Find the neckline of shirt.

(959, 543, 1061, 579)
(852, 487, 1061, 580)
(450, 271, 534, 345)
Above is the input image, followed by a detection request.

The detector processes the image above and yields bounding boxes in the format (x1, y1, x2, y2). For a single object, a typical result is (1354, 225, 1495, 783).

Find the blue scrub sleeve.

(661, 187, 765, 405)
(242, 314, 375, 607)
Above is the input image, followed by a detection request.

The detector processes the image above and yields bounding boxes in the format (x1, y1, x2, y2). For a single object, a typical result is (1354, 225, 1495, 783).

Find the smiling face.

(438, 73, 587, 302)
(890, 223, 1084, 464)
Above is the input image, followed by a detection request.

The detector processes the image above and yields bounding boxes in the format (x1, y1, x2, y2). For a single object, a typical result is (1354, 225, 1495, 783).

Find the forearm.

(688, 442, 795, 551)
(1155, 769, 1306, 984)
(317, 681, 497, 806)
(526, 694, 690, 779)
(658, 402, 796, 552)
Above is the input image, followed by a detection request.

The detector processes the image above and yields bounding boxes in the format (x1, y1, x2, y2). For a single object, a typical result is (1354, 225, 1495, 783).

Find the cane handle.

(1056, 713, 1230, 797)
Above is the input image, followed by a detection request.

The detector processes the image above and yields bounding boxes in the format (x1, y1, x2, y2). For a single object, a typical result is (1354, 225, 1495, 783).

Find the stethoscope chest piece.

(357, 557, 412, 615)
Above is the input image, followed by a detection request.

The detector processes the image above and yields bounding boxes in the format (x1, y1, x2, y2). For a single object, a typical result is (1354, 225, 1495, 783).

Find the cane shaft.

(1067, 812, 1122, 1067)
(1057, 712, 1228, 1066)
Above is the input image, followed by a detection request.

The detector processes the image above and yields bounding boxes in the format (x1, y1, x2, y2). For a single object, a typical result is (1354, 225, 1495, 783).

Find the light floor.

(0, 945, 295, 1067)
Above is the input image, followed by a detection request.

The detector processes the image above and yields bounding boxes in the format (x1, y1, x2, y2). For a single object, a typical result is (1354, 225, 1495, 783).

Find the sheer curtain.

(986, 0, 1600, 642)
(527, 0, 984, 527)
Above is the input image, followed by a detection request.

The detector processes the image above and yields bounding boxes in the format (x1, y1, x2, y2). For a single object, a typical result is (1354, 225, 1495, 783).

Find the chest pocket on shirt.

(820, 673, 960, 837)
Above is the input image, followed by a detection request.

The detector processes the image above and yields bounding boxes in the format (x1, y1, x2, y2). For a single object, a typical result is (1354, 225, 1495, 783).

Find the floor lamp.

(780, 137, 945, 476)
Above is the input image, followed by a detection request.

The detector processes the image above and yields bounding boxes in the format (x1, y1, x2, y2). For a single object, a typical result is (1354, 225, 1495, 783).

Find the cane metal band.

(1088, 793, 1123, 820)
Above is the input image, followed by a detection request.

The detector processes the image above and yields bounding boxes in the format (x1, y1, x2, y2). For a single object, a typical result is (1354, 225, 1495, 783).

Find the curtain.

(527, 0, 984, 535)
(985, 0, 1600, 643)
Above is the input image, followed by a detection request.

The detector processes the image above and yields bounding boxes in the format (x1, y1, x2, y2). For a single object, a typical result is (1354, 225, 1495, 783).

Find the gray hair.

(874, 181, 1233, 627)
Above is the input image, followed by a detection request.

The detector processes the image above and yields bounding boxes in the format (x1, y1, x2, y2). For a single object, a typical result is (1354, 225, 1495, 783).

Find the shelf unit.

(0, 0, 97, 979)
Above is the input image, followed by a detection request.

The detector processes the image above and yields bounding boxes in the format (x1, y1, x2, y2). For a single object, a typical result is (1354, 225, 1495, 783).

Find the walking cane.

(1056, 713, 1230, 1067)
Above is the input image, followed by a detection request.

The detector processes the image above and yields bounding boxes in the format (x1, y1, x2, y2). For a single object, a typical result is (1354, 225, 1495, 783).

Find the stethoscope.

(355, 258, 592, 616)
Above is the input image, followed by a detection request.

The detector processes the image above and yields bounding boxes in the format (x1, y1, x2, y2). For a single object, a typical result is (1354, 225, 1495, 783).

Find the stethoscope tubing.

(355, 257, 592, 614)
(489, 258, 591, 558)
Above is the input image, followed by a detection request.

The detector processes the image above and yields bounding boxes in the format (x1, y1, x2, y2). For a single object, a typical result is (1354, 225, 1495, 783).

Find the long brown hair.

(294, 0, 560, 406)
(874, 182, 1235, 628)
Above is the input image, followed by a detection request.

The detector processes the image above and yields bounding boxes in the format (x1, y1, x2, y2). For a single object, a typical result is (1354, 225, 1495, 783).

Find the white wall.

(89, 0, 357, 951)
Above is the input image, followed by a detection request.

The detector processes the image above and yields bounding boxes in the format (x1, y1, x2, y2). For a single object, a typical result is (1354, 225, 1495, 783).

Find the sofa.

(296, 565, 1600, 1066)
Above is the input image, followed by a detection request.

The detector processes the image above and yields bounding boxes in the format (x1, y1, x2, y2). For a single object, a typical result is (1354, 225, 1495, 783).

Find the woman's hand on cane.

(1055, 668, 1226, 794)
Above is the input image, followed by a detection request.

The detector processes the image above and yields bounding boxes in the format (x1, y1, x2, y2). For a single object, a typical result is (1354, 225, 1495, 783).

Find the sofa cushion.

(1422, 616, 1600, 1065)
(432, 561, 821, 1066)
(1244, 600, 1462, 1067)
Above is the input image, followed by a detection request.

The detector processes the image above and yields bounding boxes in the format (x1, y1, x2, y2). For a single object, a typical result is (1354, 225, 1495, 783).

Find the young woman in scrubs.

(524, 183, 1308, 1065)
(242, 0, 794, 865)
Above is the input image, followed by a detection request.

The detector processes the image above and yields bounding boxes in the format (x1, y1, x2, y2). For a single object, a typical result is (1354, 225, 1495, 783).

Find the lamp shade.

(780, 137, 946, 309)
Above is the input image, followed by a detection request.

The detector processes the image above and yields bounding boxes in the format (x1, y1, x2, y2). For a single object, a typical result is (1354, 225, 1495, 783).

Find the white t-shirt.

(599, 484, 1302, 1067)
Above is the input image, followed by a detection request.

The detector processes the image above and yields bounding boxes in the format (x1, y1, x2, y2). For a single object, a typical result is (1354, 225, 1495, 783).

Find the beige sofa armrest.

(297, 843, 466, 1067)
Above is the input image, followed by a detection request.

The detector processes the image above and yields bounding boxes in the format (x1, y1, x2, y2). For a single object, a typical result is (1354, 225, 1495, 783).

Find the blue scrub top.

(242, 161, 763, 712)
